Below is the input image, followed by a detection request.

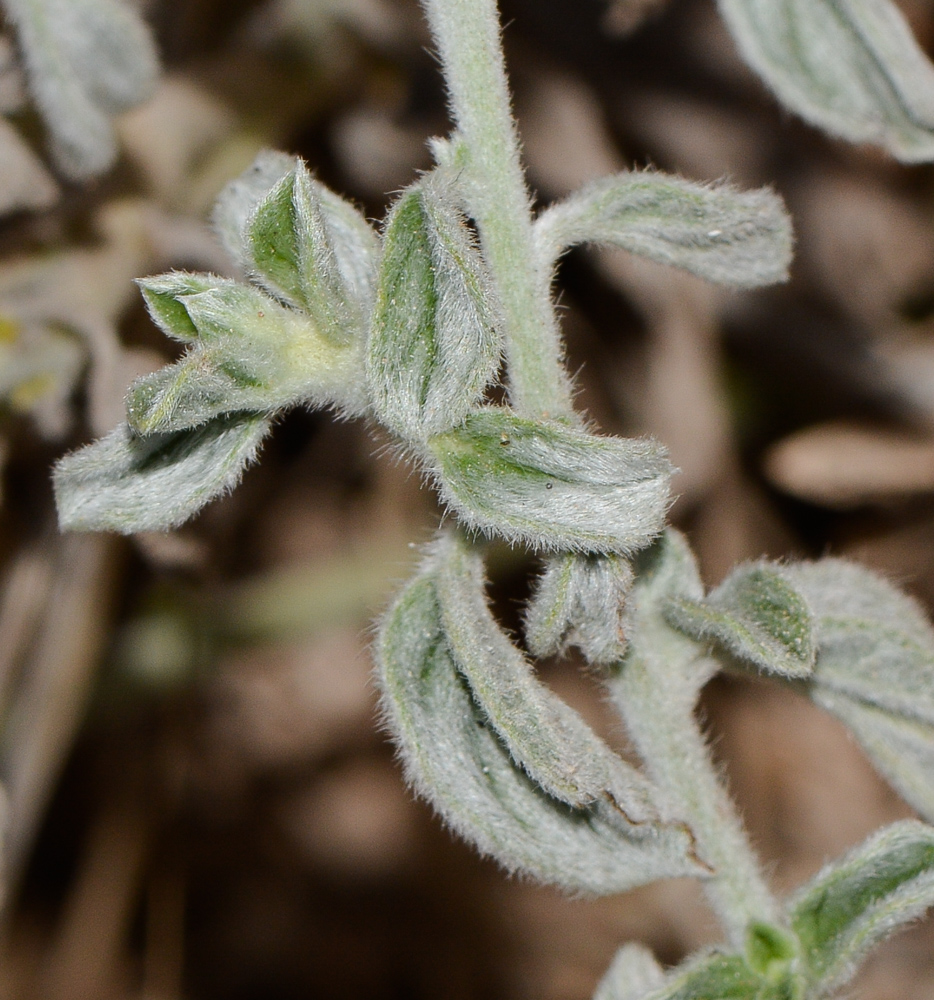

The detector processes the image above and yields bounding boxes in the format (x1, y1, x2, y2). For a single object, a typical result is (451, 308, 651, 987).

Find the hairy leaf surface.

(212, 150, 298, 265)
(637, 953, 767, 1000)
(790, 821, 934, 993)
(718, 0, 934, 161)
(54, 414, 270, 533)
(435, 534, 653, 819)
(248, 163, 378, 342)
(535, 172, 792, 288)
(665, 563, 815, 678)
(525, 551, 633, 664)
(376, 552, 705, 894)
(367, 182, 501, 441)
(428, 409, 672, 552)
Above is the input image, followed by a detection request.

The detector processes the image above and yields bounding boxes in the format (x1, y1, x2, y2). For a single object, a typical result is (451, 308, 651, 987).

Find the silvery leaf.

(790, 820, 934, 994)
(129, 274, 367, 432)
(435, 533, 657, 821)
(247, 161, 379, 342)
(525, 551, 634, 665)
(367, 180, 501, 441)
(428, 409, 672, 553)
(665, 563, 815, 679)
(4, 0, 159, 178)
(785, 560, 934, 727)
(535, 172, 792, 288)
(593, 943, 665, 1000)
(54, 413, 270, 533)
(376, 551, 706, 895)
(718, 0, 934, 162)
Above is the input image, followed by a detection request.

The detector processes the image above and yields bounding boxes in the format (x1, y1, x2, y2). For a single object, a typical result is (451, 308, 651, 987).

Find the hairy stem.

(418, 0, 573, 419)
(612, 657, 780, 945)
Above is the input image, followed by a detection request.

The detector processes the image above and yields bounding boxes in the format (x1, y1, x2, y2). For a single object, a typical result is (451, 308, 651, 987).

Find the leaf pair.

(597, 533, 934, 998)
(594, 822, 934, 1000)
(376, 532, 705, 894)
(664, 551, 934, 827)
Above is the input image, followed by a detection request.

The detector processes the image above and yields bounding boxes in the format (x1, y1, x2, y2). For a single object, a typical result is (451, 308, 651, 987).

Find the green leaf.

(4, 0, 159, 178)
(367, 181, 501, 441)
(128, 275, 367, 432)
(376, 551, 706, 895)
(790, 820, 934, 993)
(762, 559, 934, 824)
(744, 923, 799, 981)
(718, 0, 934, 162)
(212, 150, 298, 265)
(435, 534, 662, 822)
(535, 172, 792, 289)
(54, 414, 270, 533)
(428, 409, 672, 553)
(639, 952, 767, 1000)
(138, 272, 226, 343)
(525, 551, 633, 665)
(247, 162, 379, 343)
(665, 563, 815, 679)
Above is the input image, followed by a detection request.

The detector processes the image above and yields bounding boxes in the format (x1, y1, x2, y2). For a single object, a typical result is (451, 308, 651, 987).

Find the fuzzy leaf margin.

(376, 542, 706, 895)
(790, 820, 934, 994)
(535, 171, 793, 288)
(53, 413, 270, 533)
(718, 0, 934, 162)
(427, 409, 672, 553)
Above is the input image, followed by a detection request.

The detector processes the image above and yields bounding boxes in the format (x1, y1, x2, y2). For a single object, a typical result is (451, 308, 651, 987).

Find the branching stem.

(418, 0, 573, 419)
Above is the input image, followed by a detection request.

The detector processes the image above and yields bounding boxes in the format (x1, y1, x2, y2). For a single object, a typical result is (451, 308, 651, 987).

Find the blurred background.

(0, 0, 933, 996)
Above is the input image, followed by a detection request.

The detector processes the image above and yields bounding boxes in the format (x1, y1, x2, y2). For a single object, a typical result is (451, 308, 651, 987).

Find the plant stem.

(612, 653, 780, 946)
(418, 0, 573, 419)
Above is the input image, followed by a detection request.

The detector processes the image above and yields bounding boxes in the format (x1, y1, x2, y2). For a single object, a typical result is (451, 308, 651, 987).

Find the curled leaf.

(5, 0, 159, 178)
(665, 563, 815, 679)
(790, 820, 934, 993)
(212, 150, 298, 265)
(367, 180, 501, 441)
(54, 413, 270, 533)
(247, 162, 379, 342)
(718, 0, 934, 162)
(376, 551, 706, 895)
(435, 534, 655, 821)
(428, 409, 672, 553)
(535, 171, 792, 288)
(525, 551, 633, 665)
